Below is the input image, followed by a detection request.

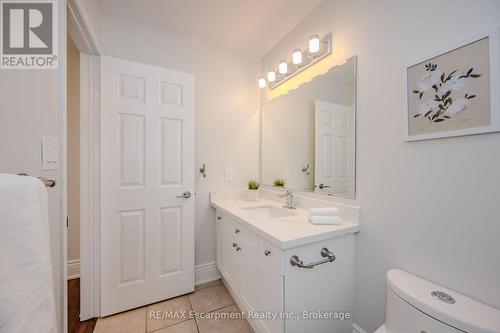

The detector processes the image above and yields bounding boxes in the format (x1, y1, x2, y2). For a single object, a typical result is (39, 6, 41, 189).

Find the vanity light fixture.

(292, 48, 302, 65)
(258, 77, 266, 89)
(278, 60, 288, 74)
(267, 70, 276, 82)
(308, 34, 320, 54)
(257, 33, 332, 90)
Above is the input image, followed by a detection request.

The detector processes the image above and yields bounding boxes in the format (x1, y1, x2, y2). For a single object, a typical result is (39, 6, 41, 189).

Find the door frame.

(78, 53, 101, 320)
(67, 0, 101, 321)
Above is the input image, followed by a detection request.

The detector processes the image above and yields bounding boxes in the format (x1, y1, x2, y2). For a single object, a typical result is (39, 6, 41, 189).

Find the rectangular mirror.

(261, 56, 357, 198)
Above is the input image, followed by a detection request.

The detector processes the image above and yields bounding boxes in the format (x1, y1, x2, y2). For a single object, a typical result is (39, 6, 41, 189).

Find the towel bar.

(18, 173, 56, 187)
(290, 247, 336, 269)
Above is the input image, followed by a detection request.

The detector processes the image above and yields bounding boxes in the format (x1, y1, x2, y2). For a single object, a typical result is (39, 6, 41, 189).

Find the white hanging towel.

(0, 174, 57, 333)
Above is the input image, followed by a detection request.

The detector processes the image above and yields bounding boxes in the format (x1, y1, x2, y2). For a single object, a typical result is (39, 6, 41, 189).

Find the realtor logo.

(1, 1, 58, 69)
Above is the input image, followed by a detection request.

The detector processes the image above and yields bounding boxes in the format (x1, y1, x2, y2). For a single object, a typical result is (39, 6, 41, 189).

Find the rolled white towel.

(309, 215, 341, 225)
(309, 207, 339, 216)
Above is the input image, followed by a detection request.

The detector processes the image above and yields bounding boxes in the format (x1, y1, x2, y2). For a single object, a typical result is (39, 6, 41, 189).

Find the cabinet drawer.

(258, 237, 284, 275)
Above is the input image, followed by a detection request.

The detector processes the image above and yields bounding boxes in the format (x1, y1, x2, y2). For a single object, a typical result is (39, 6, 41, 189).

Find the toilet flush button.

(431, 291, 456, 304)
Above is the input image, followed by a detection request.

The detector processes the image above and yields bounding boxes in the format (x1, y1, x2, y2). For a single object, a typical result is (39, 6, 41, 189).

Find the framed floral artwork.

(403, 28, 500, 141)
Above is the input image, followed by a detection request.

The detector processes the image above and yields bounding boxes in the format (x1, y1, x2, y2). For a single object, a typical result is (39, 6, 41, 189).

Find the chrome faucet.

(278, 190, 296, 209)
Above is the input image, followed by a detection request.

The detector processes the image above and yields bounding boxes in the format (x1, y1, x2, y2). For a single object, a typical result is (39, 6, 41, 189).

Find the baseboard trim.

(70, 260, 220, 284)
(67, 259, 80, 280)
(194, 261, 221, 286)
(352, 323, 368, 333)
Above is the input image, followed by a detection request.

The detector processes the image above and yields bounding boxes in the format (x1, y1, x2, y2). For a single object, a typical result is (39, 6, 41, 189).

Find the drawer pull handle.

(236, 246, 242, 251)
(235, 229, 240, 234)
(290, 248, 336, 269)
(217, 216, 222, 220)
(264, 250, 271, 256)
(233, 243, 238, 248)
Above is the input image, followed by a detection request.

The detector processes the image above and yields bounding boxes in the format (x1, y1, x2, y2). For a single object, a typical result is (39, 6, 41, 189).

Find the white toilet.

(376, 269, 500, 333)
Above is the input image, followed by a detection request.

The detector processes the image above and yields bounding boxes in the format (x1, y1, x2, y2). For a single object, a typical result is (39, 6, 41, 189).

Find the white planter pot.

(247, 189, 260, 201)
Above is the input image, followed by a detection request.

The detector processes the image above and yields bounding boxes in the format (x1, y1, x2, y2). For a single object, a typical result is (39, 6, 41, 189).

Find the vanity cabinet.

(215, 211, 354, 333)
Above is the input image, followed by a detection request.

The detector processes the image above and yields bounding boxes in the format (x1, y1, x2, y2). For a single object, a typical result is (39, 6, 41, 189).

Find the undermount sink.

(243, 205, 298, 219)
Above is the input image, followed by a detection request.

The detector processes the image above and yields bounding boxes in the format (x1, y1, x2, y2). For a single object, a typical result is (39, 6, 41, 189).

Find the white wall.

(99, 16, 261, 267)
(77, 0, 101, 50)
(261, 0, 500, 331)
(0, 2, 66, 332)
(67, 35, 80, 263)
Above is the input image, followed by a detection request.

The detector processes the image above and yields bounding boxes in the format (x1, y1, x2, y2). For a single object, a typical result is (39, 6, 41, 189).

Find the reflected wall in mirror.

(261, 56, 356, 198)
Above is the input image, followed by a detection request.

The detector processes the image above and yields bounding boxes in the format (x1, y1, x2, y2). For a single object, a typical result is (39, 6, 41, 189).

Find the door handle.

(176, 191, 192, 199)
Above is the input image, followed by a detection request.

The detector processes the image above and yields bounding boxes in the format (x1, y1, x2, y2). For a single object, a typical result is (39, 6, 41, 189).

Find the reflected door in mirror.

(314, 101, 354, 197)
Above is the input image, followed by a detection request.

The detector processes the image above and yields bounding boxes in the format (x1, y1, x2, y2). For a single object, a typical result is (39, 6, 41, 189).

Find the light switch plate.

(224, 169, 233, 182)
(41, 136, 58, 170)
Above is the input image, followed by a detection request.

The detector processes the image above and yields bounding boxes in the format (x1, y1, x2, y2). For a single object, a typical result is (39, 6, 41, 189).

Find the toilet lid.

(387, 269, 500, 333)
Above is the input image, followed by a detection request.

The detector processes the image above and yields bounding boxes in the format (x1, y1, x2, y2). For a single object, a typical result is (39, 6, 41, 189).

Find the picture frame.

(403, 27, 500, 141)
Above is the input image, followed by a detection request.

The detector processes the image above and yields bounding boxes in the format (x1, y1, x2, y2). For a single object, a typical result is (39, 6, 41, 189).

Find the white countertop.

(210, 197, 360, 250)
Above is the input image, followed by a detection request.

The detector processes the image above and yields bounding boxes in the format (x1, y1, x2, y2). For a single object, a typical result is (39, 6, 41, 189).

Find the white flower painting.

(404, 33, 499, 141)
(412, 63, 482, 123)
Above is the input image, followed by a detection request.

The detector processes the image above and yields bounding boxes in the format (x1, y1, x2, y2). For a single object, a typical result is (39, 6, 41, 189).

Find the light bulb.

(309, 34, 320, 54)
(267, 70, 276, 82)
(258, 77, 266, 89)
(278, 60, 288, 74)
(292, 48, 302, 65)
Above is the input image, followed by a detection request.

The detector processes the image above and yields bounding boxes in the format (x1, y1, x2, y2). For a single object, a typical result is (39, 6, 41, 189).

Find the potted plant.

(273, 178, 286, 187)
(247, 179, 260, 201)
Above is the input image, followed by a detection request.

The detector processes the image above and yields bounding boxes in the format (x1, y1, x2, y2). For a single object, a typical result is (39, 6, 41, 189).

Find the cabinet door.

(215, 213, 223, 269)
(240, 249, 284, 333)
(285, 235, 354, 333)
(220, 220, 240, 290)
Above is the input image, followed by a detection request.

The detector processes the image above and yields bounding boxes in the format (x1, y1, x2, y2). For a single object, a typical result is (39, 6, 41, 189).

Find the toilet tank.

(384, 269, 500, 333)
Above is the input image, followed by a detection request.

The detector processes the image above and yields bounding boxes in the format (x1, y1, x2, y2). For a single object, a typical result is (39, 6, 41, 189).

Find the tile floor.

(93, 280, 254, 333)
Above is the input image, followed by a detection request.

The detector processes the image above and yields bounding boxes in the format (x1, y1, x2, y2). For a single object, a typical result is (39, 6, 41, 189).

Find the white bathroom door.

(314, 101, 354, 195)
(100, 56, 195, 316)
